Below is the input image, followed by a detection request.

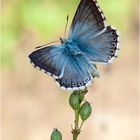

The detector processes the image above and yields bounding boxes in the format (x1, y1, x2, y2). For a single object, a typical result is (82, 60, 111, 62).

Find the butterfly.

(28, 0, 120, 91)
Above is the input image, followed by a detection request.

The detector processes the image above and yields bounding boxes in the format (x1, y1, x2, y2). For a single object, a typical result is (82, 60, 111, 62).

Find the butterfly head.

(60, 37, 75, 45)
(60, 37, 67, 44)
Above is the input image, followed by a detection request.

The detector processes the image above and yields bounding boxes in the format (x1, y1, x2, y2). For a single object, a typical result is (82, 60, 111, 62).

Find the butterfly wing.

(56, 54, 99, 91)
(29, 45, 99, 91)
(29, 45, 66, 79)
(77, 26, 120, 63)
(68, 0, 120, 64)
(69, 0, 105, 41)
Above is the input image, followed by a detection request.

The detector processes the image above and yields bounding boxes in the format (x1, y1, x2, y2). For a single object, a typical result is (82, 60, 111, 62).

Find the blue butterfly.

(29, 0, 120, 91)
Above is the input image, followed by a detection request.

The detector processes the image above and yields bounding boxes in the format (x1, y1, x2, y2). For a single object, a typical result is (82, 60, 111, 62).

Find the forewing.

(28, 45, 66, 78)
(69, 0, 105, 41)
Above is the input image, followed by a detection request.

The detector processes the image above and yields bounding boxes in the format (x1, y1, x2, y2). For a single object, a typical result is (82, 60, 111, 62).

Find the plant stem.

(79, 121, 84, 130)
(73, 109, 80, 140)
(73, 133, 78, 140)
(71, 89, 88, 140)
(75, 109, 80, 129)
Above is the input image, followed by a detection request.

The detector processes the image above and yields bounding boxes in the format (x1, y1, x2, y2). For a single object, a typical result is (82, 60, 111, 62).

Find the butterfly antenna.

(35, 40, 59, 49)
(64, 15, 69, 38)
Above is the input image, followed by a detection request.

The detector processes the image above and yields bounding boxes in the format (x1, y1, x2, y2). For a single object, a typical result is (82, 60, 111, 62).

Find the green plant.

(51, 88, 92, 140)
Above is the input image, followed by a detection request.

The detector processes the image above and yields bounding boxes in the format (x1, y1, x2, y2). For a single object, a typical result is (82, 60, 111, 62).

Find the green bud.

(78, 93, 84, 103)
(51, 129, 62, 140)
(69, 93, 80, 110)
(80, 102, 92, 121)
(79, 89, 88, 102)
(73, 89, 87, 103)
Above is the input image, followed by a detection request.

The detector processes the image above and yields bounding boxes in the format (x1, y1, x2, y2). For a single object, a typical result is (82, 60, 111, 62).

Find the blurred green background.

(1, 0, 139, 140)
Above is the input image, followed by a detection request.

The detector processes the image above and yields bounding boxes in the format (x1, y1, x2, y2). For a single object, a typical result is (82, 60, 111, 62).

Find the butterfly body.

(29, 0, 120, 91)
(60, 38, 81, 56)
